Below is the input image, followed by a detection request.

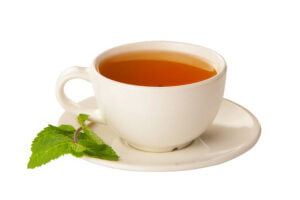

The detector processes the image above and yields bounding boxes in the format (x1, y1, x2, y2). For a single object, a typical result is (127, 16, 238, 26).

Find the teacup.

(56, 41, 226, 152)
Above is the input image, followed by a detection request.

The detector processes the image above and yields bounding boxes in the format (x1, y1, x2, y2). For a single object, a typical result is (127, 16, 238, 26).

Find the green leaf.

(77, 114, 104, 144)
(70, 143, 87, 157)
(58, 124, 76, 132)
(77, 114, 119, 160)
(28, 132, 73, 169)
(84, 143, 119, 161)
(28, 114, 119, 169)
(30, 125, 72, 152)
(70, 142, 87, 153)
(28, 125, 86, 169)
(76, 130, 119, 161)
(28, 142, 71, 169)
(77, 114, 89, 125)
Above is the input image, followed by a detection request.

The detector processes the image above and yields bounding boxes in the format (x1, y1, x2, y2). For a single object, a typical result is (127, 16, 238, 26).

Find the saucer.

(58, 97, 261, 171)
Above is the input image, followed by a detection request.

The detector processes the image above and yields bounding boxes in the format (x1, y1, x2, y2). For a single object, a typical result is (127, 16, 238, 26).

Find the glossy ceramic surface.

(56, 41, 226, 152)
(58, 97, 261, 171)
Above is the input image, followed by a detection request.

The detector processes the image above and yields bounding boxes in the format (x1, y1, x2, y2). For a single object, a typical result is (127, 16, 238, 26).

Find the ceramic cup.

(56, 41, 227, 152)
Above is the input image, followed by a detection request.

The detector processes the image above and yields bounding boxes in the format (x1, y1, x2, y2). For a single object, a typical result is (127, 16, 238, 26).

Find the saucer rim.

(59, 98, 261, 171)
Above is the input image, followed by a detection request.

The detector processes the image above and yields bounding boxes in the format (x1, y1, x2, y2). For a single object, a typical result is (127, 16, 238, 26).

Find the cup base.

(122, 139, 194, 153)
(59, 97, 261, 171)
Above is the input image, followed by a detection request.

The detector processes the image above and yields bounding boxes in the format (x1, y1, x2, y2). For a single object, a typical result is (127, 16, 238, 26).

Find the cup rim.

(92, 41, 227, 89)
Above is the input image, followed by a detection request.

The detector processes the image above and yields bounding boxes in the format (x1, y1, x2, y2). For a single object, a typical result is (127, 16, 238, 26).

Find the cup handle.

(55, 66, 105, 123)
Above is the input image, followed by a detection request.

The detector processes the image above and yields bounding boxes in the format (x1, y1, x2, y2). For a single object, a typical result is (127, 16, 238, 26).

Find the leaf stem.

(73, 127, 82, 144)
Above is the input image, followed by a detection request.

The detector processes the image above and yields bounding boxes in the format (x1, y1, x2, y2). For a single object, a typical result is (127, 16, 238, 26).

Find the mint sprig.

(28, 114, 119, 169)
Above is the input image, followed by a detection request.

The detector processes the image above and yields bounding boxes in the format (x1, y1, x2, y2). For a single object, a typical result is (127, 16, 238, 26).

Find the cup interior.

(92, 41, 226, 86)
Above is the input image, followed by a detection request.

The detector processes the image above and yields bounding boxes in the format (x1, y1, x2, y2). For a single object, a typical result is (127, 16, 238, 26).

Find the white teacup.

(56, 41, 226, 152)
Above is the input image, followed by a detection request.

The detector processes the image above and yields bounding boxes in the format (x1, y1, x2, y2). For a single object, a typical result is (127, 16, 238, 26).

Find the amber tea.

(98, 51, 217, 87)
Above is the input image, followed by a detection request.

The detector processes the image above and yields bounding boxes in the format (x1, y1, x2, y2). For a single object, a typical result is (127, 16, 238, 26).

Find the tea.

(98, 51, 217, 87)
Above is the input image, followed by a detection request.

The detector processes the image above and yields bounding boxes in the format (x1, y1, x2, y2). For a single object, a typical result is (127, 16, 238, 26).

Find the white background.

(0, 0, 299, 199)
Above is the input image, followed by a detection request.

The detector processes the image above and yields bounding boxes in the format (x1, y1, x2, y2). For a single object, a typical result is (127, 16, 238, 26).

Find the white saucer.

(58, 97, 261, 171)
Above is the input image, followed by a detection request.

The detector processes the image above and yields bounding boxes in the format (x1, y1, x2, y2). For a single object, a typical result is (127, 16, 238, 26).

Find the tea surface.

(98, 51, 217, 87)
